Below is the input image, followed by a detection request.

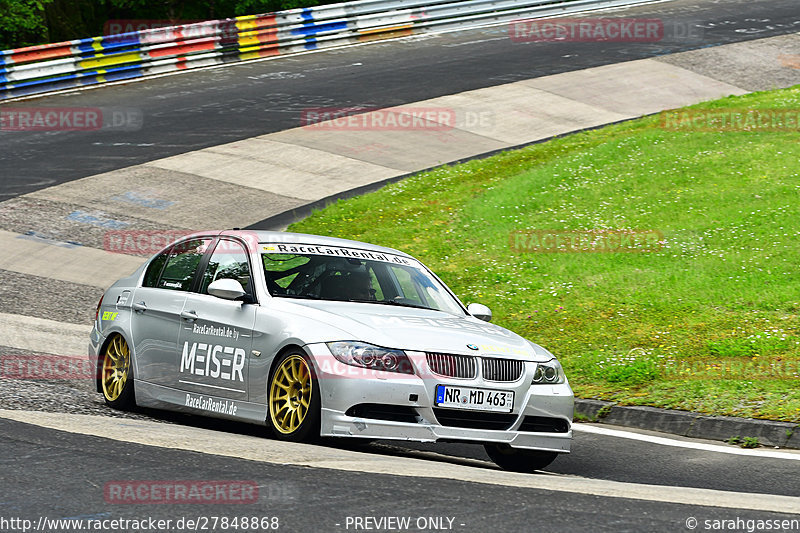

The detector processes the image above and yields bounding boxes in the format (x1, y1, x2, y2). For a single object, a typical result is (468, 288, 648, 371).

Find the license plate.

(435, 385, 514, 413)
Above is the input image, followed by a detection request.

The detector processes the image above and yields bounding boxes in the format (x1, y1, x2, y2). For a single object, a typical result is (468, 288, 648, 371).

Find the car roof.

(190, 230, 414, 259)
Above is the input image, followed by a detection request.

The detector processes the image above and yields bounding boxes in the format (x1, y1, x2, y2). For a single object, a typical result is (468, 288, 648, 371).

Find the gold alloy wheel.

(101, 335, 130, 402)
(269, 355, 313, 434)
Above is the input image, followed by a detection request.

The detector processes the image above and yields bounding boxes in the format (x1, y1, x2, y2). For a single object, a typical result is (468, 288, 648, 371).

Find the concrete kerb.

(575, 399, 800, 449)
(245, 115, 640, 231)
(788, 428, 800, 449)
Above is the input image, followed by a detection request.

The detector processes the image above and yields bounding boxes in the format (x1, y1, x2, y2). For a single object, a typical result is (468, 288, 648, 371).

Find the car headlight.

(327, 342, 414, 374)
(532, 359, 565, 384)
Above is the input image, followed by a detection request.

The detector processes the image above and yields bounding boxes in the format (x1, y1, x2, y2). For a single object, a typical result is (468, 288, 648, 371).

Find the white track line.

(574, 424, 800, 460)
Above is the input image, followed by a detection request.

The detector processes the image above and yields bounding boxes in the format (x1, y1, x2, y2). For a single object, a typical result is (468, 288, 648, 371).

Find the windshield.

(260, 243, 465, 316)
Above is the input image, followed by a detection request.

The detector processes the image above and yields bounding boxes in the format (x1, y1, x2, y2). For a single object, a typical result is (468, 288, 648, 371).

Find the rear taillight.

(95, 295, 104, 322)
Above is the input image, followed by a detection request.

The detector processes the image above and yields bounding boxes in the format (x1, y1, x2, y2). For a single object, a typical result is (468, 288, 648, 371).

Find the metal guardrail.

(0, 0, 662, 101)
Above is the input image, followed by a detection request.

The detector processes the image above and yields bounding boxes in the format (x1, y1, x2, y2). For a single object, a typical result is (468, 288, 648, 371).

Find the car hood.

(276, 299, 554, 361)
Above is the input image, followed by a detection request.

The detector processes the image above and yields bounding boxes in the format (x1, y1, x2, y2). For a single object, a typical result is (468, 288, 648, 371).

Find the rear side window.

(142, 250, 170, 288)
(157, 238, 213, 291)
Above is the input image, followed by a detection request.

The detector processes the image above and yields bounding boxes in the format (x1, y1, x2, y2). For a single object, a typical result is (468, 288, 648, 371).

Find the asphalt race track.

(2, 412, 799, 532)
(1, 0, 800, 531)
(1, 419, 793, 533)
(1, 0, 800, 200)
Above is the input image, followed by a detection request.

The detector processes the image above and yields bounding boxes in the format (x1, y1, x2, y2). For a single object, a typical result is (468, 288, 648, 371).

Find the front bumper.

(321, 411, 572, 452)
(306, 343, 574, 453)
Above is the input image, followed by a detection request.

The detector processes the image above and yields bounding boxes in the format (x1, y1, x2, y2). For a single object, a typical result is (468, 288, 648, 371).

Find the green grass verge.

(289, 86, 800, 422)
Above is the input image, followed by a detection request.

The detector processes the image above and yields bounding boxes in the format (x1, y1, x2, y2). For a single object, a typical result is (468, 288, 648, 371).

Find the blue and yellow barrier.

(0, 0, 660, 101)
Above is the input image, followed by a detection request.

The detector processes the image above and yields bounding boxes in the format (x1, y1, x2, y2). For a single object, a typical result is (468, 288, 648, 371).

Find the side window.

(142, 249, 170, 288)
(200, 239, 253, 296)
(158, 238, 213, 291)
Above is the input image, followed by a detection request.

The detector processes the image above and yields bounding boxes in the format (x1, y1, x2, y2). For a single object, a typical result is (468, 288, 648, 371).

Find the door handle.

(180, 310, 198, 321)
(133, 301, 147, 313)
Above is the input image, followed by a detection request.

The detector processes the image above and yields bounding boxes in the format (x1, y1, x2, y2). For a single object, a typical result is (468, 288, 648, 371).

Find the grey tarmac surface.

(1, 0, 799, 201)
(0, 270, 102, 325)
(1, 0, 800, 529)
(1, 417, 798, 533)
(2, 391, 798, 499)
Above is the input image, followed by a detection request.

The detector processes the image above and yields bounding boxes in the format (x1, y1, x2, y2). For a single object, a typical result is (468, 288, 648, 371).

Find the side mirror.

(208, 278, 247, 301)
(467, 303, 492, 323)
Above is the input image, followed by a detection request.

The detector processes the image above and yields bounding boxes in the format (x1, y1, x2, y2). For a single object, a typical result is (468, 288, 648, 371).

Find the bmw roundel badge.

(466, 344, 479, 351)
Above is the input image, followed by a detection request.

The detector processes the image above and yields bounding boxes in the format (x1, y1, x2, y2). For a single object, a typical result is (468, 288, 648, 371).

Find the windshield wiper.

(275, 294, 436, 311)
(363, 299, 435, 311)
(271, 292, 323, 300)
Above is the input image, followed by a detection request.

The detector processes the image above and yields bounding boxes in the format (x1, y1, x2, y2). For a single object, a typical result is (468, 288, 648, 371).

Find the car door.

(175, 237, 257, 402)
(130, 237, 214, 387)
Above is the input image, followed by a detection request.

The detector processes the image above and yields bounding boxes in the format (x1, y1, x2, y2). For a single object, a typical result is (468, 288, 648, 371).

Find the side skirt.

(135, 379, 268, 425)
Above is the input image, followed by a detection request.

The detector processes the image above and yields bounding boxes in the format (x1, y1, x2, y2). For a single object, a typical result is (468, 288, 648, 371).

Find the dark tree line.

(0, 0, 339, 51)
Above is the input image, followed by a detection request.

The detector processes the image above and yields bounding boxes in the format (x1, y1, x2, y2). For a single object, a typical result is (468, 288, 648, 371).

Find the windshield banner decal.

(261, 243, 419, 267)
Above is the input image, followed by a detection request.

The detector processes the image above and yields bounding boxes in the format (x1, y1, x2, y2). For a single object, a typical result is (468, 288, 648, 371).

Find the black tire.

(100, 334, 135, 410)
(484, 444, 559, 473)
(267, 352, 321, 442)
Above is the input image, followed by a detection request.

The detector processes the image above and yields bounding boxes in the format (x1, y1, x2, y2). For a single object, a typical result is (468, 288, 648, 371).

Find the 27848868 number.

(195, 516, 280, 530)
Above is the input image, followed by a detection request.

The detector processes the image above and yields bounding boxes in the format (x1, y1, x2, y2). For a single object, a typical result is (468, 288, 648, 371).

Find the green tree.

(0, 0, 53, 50)
(1, 0, 340, 50)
